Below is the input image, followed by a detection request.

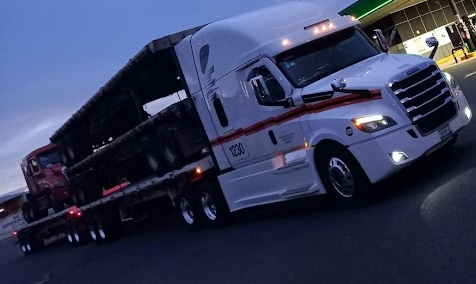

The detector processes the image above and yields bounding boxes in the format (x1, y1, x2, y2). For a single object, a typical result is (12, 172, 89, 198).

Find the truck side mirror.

(373, 29, 389, 53)
(250, 75, 291, 107)
(331, 78, 346, 92)
(426, 36, 439, 59)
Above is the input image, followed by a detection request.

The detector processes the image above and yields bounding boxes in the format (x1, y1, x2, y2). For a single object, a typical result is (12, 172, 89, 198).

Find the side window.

(29, 159, 40, 174)
(213, 97, 229, 127)
(251, 66, 285, 105)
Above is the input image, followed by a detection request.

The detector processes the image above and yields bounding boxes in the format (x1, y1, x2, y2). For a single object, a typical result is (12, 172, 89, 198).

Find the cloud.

(0, 112, 71, 195)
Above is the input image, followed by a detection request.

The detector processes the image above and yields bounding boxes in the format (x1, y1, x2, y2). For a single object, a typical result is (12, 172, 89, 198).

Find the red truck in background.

(21, 144, 70, 223)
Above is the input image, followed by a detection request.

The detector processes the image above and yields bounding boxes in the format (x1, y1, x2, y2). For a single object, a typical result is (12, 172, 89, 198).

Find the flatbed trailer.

(16, 156, 214, 254)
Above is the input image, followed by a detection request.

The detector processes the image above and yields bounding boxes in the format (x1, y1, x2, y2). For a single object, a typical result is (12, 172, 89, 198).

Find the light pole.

(449, 0, 476, 52)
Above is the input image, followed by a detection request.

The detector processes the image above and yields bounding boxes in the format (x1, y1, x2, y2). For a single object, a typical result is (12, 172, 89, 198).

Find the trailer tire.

(93, 209, 121, 243)
(19, 232, 43, 255)
(72, 221, 88, 246)
(69, 172, 102, 206)
(21, 202, 32, 223)
(156, 126, 184, 170)
(141, 137, 168, 175)
(197, 182, 231, 227)
(177, 193, 205, 231)
(316, 143, 373, 207)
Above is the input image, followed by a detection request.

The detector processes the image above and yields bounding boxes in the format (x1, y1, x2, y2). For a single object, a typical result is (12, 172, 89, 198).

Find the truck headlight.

(352, 115, 397, 133)
(444, 72, 461, 97)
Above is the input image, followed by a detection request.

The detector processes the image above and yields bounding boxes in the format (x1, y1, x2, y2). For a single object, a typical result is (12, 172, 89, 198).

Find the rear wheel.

(90, 208, 121, 244)
(198, 182, 231, 227)
(177, 193, 205, 231)
(316, 143, 373, 206)
(19, 232, 43, 255)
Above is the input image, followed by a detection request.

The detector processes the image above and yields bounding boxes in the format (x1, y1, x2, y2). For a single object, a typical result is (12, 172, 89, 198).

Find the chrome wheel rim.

(67, 233, 73, 243)
(74, 231, 80, 242)
(97, 221, 106, 239)
(179, 198, 194, 225)
(26, 244, 31, 252)
(200, 192, 217, 221)
(328, 157, 355, 198)
(89, 226, 97, 241)
(21, 245, 27, 253)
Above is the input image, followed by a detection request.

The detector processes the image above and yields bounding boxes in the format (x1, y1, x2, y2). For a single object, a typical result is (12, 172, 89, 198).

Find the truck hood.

(300, 53, 433, 96)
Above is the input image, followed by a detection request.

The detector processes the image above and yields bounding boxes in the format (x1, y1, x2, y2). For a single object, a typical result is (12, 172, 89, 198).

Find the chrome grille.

(390, 64, 457, 135)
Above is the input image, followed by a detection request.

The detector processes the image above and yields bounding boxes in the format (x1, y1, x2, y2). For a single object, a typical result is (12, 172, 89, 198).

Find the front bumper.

(348, 95, 471, 184)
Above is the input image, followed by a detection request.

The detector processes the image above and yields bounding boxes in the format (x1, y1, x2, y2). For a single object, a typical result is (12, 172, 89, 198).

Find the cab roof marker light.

(303, 19, 329, 30)
(281, 38, 290, 47)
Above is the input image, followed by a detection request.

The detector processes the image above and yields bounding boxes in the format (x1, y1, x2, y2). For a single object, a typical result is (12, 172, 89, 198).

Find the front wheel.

(316, 144, 373, 206)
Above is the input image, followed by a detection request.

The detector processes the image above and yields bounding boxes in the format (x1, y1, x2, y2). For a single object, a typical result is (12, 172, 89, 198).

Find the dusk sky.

(0, 0, 355, 195)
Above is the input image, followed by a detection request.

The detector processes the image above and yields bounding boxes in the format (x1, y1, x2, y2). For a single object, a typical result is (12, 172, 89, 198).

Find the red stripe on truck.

(210, 91, 382, 146)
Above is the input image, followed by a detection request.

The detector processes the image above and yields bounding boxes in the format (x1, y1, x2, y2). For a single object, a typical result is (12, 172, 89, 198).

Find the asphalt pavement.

(1, 59, 475, 284)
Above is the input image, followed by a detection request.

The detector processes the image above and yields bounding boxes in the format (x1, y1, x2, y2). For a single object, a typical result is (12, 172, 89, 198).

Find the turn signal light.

(196, 167, 202, 175)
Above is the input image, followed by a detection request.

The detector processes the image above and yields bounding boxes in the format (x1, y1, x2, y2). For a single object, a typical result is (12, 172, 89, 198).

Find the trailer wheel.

(141, 137, 168, 175)
(19, 232, 43, 255)
(156, 126, 184, 170)
(198, 182, 231, 227)
(72, 221, 88, 246)
(316, 143, 373, 206)
(21, 202, 33, 223)
(177, 193, 204, 231)
(95, 209, 120, 243)
(65, 221, 76, 246)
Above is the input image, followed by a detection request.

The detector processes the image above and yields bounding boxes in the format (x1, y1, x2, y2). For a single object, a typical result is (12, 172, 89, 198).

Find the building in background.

(0, 189, 27, 239)
(342, 0, 476, 61)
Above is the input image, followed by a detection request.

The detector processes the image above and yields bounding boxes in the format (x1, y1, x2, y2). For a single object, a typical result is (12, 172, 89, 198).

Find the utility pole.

(449, 0, 476, 52)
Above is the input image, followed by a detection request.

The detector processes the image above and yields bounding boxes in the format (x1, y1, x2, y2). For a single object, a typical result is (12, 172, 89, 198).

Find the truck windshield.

(276, 28, 379, 87)
(37, 150, 60, 168)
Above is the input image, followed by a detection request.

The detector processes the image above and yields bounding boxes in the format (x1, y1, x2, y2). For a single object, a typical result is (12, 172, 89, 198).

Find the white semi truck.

(16, 2, 472, 254)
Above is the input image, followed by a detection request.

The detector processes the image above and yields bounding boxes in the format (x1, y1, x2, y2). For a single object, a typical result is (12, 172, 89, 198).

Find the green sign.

(340, 0, 394, 20)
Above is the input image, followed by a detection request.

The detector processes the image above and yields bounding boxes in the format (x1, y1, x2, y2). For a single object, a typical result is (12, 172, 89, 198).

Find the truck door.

(224, 57, 306, 166)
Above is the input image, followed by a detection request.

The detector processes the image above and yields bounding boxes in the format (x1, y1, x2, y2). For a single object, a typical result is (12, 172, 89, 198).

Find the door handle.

(268, 130, 277, 145)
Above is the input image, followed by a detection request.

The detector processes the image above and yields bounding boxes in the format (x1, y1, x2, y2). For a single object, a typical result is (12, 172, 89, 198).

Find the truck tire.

(156, 126, 184, 170)
(69, 172, 102, 206)
(56, 140, 72, 166)
(316, 143, 373, 206)
(63, 132, 92, 164)
(65, 221, 75, 246)
(21, 202, 33, 223)
(72, 221, 88, 246)
(177, 192, 205, 231)
(140, 137, 168, 175)
(66, 220, 88, 246)
(90, 208, 121, 243)
(19, 232, 43, 255)
(197, 182, 231, 227)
